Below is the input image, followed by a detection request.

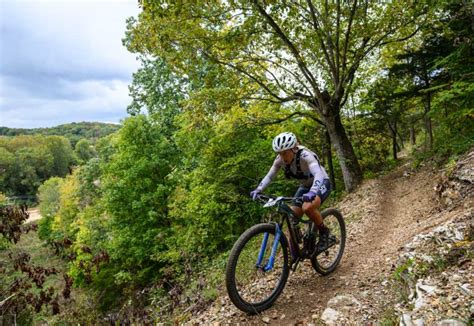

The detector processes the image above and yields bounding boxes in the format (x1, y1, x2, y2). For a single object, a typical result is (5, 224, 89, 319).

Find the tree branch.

(306, 0, 337, 84)
(238, 54, 314, 96)
(252, 0, 322, 99)
(208, 55, 284, 101)
(341, 0, 358, 78)
(255, 111, 325, 126)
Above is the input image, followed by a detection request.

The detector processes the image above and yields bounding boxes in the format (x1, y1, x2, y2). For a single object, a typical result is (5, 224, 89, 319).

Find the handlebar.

(255, 193, 302, 205)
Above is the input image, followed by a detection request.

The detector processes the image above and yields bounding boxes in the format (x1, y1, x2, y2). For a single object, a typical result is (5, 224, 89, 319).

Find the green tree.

(8, 146, 54, 196)
(45, 136, 75, 176)
(0, 135, 75, 195)
(0, 147, 14, 193)
(364, 74, 409, 160)
(100, 115, 176, 285)
(127, 57, 186, 139)
(126, 0, 429, 191)
(37, 177, 63, 241)
(387, 1, 473, 155)
(0, 122, 121, 147)
(74, 139, 96, 164)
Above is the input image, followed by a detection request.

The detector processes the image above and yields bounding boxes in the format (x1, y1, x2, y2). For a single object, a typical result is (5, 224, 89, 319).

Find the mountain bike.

(225, 194, 346, 314)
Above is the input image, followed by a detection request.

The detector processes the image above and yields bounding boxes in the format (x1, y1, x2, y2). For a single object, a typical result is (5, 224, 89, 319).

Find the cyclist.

(250, 132, 332, 253)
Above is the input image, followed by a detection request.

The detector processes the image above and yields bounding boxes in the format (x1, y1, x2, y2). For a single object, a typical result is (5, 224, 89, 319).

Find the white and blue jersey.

(257, 146, 331, 203)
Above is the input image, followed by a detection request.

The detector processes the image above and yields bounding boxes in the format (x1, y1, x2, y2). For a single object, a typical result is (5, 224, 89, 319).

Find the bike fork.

(256, 224, 282, 272)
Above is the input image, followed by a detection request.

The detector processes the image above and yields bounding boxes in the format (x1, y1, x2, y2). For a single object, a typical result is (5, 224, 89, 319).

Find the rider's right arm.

(256, 156, 283, 191)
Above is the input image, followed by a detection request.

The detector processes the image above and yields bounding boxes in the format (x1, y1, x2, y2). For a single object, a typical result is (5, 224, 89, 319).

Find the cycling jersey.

(257, 146, 329, 193)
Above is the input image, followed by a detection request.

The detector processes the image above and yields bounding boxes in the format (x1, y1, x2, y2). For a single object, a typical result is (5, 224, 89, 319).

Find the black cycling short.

(291, 178, 332, 208)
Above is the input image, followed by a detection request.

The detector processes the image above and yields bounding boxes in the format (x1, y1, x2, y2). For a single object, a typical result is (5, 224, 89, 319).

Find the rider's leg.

(302, 196, 323, 226)
(302, 195, 331, 251)
(290, 206, 304, 218)
(290, 186, 308, 218)
(303, 179, 332, 231)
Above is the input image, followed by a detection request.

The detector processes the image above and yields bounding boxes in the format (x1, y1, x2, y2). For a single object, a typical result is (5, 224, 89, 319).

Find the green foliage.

(37, 177, 63, 241)
(392, 258, 416, 303)
(386, 1, 474, 158)
(125, 0, 433, 192)
(345, 115, 392, 172)
(379, 307, 399, 326)
(127, 57, 185, 139)
(0, 122, 120, 147)
(74, 139, 96, 164)
(45, 136, 76, 176)
(27, 1, 473, 321)
(0, 135, 75, 196)
(0, 193, 7, 205)
(101, 115, 175, 281)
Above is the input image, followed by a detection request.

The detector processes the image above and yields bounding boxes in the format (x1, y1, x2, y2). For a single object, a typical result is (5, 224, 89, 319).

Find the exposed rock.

(458, 283, 472, 297)
(436, 319, 466, 326)
(184, 151, 473, 326)
(327, 294, 361, 311)
(320, 308, 341, 325)
(400, 313, 414, 326)
(414, 318, 424, 326)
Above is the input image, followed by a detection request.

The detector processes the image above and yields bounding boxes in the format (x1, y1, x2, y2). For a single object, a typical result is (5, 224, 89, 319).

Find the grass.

(379, 306, 399, 326)
(391, 258, 415, 304)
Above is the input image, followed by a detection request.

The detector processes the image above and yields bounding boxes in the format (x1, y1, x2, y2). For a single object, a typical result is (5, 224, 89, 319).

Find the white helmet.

(272, 132, 297, 153)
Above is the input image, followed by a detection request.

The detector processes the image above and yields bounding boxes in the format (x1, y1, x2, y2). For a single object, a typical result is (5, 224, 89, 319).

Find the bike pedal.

(312, 238, 337, 257)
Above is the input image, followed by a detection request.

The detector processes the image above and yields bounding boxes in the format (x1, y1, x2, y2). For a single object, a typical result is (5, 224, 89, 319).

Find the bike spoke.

(311, 209, 346, 275)
(317, 216, 341, 268)
(233, 232, 285, 305)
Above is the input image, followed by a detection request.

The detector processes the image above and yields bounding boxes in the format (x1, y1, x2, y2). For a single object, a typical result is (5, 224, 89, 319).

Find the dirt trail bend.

(190, 158, 458, 325)
(26, 208, 42, 223)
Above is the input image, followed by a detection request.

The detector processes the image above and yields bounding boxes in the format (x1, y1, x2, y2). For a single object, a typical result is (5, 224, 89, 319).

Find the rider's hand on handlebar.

(250, 189, 261, 200)
(302, 191, 317, 202)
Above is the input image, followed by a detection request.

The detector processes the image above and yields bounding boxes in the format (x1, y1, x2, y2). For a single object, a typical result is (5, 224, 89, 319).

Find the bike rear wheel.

(311, 208, 346, 275)
(226, 223, 289, 314)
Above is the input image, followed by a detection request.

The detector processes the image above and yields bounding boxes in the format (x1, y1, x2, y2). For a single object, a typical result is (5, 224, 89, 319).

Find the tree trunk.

(324, 130, 336, 191)
(397, 130, 405, 149)
(410, 126, 416, 145)
(389, 121, 398, 160)
(424, 93, 433, 150)
(323, 111, 362, 192)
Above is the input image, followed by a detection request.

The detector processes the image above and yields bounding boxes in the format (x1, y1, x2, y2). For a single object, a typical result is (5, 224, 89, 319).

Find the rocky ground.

(186, 151, 473, 325)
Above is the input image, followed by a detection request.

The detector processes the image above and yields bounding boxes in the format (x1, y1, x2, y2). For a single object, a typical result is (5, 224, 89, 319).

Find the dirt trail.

(26, 208, 42, 223)
(190, 158, 453, 325)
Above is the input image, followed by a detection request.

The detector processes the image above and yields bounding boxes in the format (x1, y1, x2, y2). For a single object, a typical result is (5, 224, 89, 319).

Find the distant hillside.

(0, 122, 121, 146)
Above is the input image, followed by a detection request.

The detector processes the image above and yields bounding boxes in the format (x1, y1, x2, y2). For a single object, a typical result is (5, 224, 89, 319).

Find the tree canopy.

(3, 0, 473, 323)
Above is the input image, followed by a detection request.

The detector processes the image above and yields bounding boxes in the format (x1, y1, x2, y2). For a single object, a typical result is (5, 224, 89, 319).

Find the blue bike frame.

(256, 224, 283, 272)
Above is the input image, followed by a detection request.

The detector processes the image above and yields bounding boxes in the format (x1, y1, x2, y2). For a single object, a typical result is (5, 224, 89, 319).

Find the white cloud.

(0, 0, 141, 128)
(0, 79, 131, 127)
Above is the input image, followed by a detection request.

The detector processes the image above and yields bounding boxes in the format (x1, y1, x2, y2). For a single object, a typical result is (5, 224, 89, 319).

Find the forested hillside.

(0, 122, 118, 197)
(0, 122, 120, 147)
(0, 1, 472, 324)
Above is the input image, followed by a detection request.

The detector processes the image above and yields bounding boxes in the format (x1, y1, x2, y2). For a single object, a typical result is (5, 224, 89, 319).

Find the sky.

(0, 0, 141, 128)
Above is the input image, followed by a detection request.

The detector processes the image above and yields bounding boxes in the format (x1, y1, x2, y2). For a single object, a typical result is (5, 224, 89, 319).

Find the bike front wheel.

(225, 223, 289, 314)
(311, 208, 346, 275)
